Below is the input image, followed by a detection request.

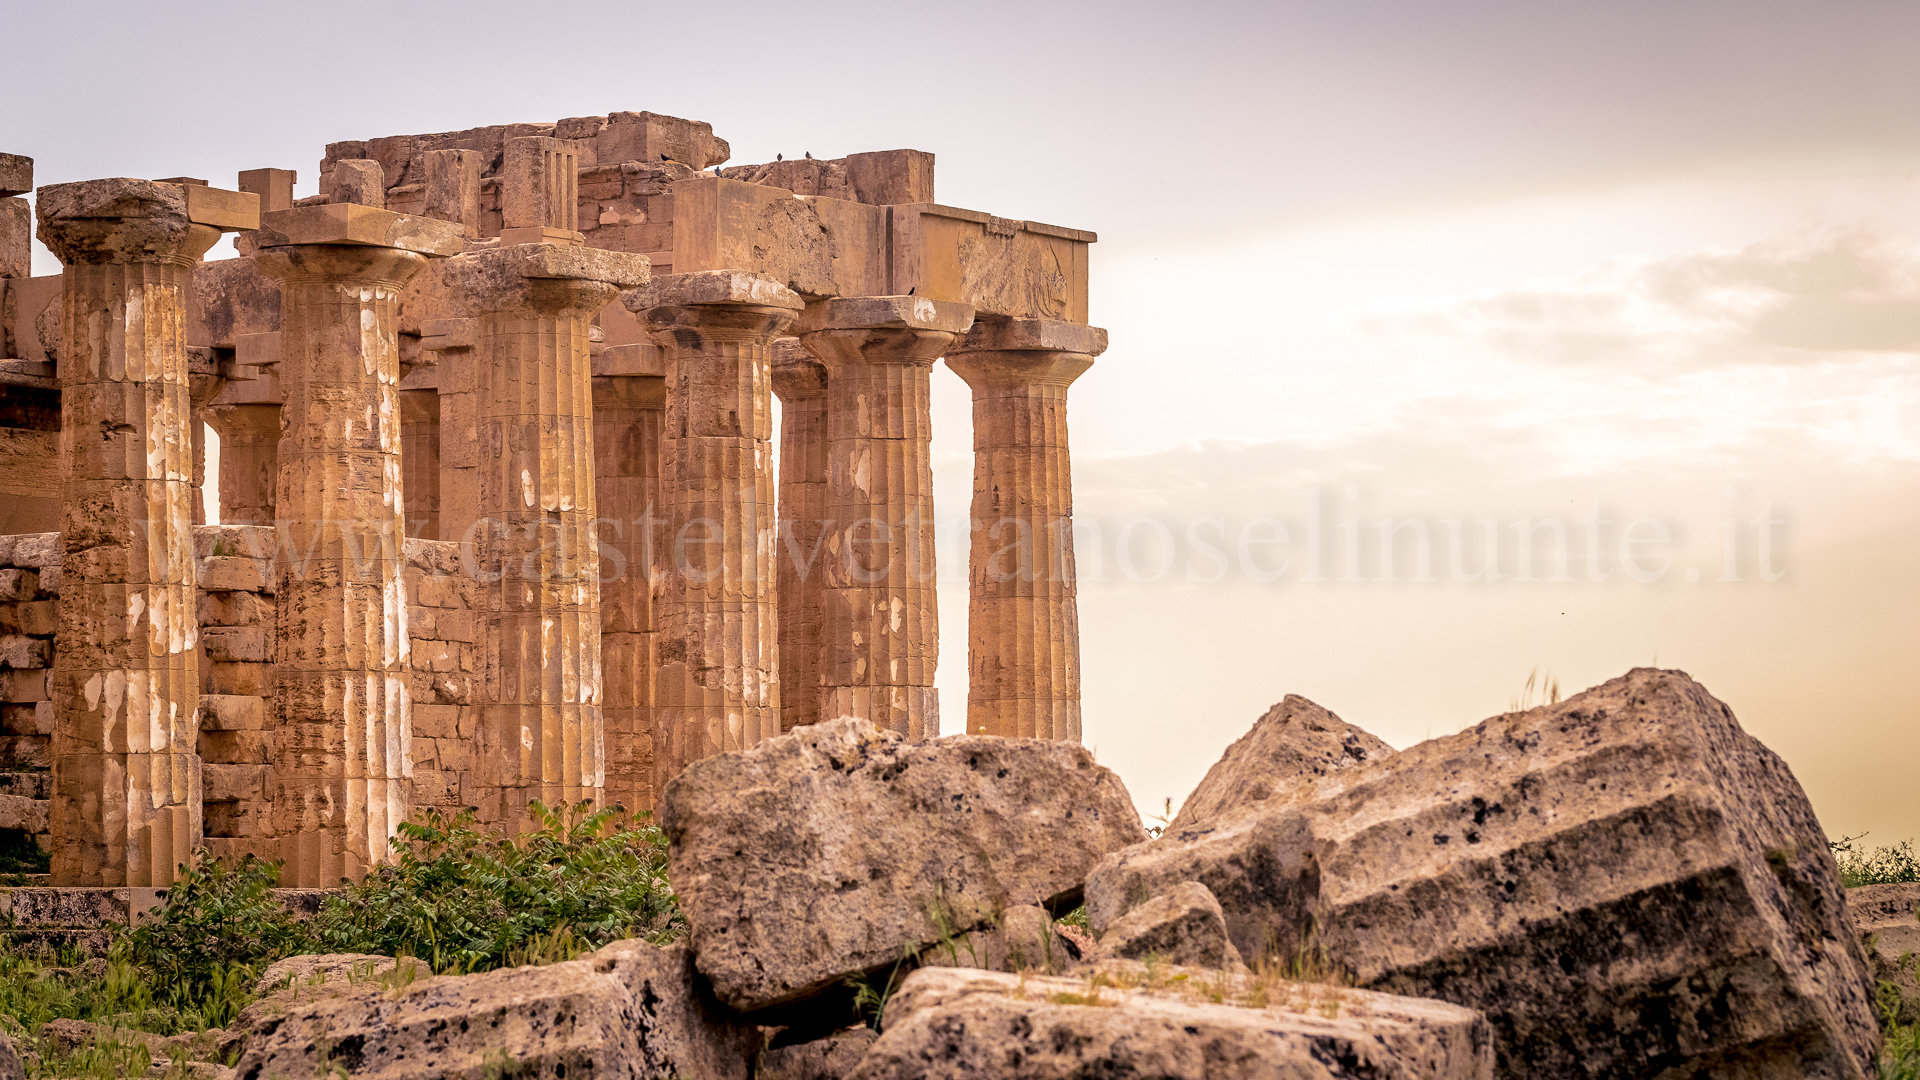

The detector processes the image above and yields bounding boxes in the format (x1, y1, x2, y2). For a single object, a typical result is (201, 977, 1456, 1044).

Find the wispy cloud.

(1361, 230, 1920, 370)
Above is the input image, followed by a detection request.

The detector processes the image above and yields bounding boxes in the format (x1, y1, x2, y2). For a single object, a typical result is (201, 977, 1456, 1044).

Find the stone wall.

(0, 532, 55, 865)
(195, 525, 276, 863)
(0, 529, 493, 865)
(404, 538, 478, 819)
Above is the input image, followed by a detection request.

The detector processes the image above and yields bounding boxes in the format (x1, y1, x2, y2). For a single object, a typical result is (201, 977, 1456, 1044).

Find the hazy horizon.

(6, 0, 1916, 846)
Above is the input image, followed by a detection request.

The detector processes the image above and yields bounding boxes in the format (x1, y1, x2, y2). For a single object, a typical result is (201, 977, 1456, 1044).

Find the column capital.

(944, 317, 1108, 390)
(771, 339, 827, 402)
(36, 178, 252, 266)
(255, 244, 429, 290)
(627, 270, 804, 341)
(446, 243, 651, 319)
(796, 295, 974, 369)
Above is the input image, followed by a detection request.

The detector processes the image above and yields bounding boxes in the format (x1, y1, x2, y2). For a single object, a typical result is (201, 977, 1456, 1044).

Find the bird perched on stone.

(907, 286, 915, 295)
(805, 151, 812, 160)
(776, 153, 783, 161)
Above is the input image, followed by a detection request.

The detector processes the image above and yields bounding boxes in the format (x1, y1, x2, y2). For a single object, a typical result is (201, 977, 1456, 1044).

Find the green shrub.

(312, 801, 681, 973)
(1832, 836, 1920, 888)
(123, 851, 315, 1028)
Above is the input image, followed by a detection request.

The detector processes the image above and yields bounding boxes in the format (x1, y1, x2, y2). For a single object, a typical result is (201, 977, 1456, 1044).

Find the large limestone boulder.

(232, 941, 757, 1080)
(1087, 668, 1881, 1079)
(664, 717, 1146, 1012)
(849, 964, 1494, 1079)
(1169, 694, 1393, 830)
(1849, 882, 1920, 1024)
(1093, 879, 1246, 971)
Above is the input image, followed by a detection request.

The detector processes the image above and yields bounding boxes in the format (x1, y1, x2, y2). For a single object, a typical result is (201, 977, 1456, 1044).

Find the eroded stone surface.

(1087, 668, 1882, 1080)
(1094, 880, 1245, 971)
(232, 941, 755, 1080)
(1169, 695, 1394, 831)
(664, 716, 1146, 1011)
(853, 965, 1495, 1080)
(1850, 882, 1920, 1025)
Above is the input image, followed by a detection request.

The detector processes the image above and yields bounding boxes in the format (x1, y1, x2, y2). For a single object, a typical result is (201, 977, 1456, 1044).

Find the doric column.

(770, 340, 827, 733)
(203, 404, 280, 525)
(444, 243, 649, 829)
(592, 371, 665, 816)
(943, 319, 1108, 742)
(37, 177, 255, 886)
(626, 271, 801, 793)
(798, 297, 974, 739)
(254, 204, 463, 885)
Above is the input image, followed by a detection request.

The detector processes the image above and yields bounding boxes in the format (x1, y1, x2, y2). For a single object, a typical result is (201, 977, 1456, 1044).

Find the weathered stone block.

(0, 701, 51, 736)
(207, 661, 274, 697)
(1, 198, 28, 280)
(1849, 882, 1920, 1025)
(322, 159, 385, 209)
(0, 570, 38, 602)
(1170, 695, 1393, 831)
(0, 667, 47, 702)
(0, 153, 30, 198)
(201, 626, 269, 663)
(0, 601, 54, 637)
(199, 729, 272, 765)
(664, 717, 1146, 1012)
(412, 704, 460, 739)
(198, 556, 272, 592)
(198, 694, 266, 731)
(233, 941, 757, 1080)
(853, 966, 1495, 1080)
(1093, 880, 1244, 971)
(0, 635, 49, 668)
(0, 791, 47, 832)
(1086, 669, 1881, 1079)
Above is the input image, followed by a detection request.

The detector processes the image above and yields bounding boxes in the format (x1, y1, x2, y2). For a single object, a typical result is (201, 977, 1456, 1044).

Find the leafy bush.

(123, 851, 314, 1028)
(312, 801, 681, 973)
(1832, 836, 1920, 888)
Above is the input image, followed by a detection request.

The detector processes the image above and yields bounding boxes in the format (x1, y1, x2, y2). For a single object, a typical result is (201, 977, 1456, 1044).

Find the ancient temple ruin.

(0, 112, 1106, 887)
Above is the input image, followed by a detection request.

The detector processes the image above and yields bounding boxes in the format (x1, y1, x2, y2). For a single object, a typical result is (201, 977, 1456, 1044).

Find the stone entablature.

(0, 108, 1109, 885)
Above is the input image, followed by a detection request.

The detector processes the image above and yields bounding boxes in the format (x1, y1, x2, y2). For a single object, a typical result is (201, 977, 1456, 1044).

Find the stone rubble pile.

(223, 667, 1885, 1079)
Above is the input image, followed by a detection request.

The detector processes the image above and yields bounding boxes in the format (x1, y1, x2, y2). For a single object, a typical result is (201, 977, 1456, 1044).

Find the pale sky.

(6, 0, 1916, 842)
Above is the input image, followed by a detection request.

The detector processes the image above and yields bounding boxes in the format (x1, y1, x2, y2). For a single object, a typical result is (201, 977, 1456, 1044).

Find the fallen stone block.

(1170, 694, 1393, 831)
(850, 964, 1494, 1079)
(1094, 880, 1245, 971)
(232, 941, 757, 1080)
(664, 717, 1146, 1012)
(1849, 882, 1920, 1025)
(1086, 668, 1882, 1079)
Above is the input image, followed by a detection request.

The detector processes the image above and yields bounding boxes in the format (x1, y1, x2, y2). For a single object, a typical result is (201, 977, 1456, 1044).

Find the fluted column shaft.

(446, 244, 646, 828)
(38, 180, 217, 886)
(798, 297, 973, 739)
(204, 403, 280, 524)
(593, 373, 664, 815)
(629, 271, 801, 794)
(258, 243, 425, 885)
(944, 320, 1106, 741)
(770, 341, 827, 733)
